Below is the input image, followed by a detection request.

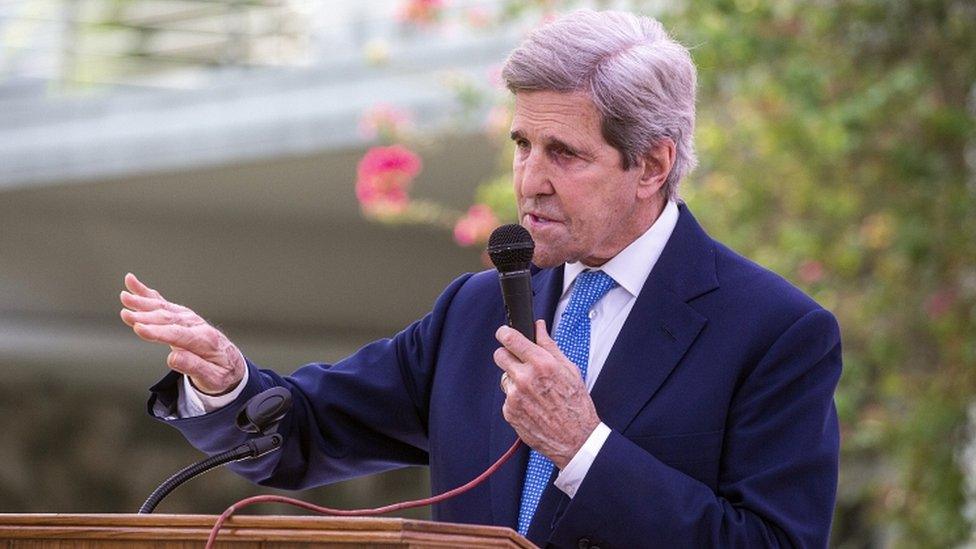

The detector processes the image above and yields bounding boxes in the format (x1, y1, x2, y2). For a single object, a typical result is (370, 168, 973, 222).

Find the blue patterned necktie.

(517, 269, 617, 535)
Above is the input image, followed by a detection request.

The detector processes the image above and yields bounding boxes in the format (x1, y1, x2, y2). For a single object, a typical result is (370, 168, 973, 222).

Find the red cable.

(205, 438, 523, 548)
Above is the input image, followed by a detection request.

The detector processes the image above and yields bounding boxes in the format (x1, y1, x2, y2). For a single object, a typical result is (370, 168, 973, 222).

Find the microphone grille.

(487, 224, 535, 273)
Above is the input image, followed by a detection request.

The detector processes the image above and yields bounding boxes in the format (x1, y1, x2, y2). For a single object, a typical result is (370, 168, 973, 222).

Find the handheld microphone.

(487, 224, 536, 343)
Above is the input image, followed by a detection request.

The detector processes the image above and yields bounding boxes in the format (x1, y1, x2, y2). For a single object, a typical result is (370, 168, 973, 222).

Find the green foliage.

(475, 173, 519, 223)
(652, 0, 976, 545)
(362, 0, 975, 544)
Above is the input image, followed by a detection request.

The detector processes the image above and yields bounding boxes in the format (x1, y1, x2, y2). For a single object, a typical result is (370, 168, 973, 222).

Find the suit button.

(577, 538, 591, 549)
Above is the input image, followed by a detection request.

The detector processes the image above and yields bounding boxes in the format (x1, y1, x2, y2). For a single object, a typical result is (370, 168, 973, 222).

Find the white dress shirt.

(180, 200, 681, 498)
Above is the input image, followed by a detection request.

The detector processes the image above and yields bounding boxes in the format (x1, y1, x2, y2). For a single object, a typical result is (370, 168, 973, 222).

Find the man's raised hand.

(119, 273, 245, 395)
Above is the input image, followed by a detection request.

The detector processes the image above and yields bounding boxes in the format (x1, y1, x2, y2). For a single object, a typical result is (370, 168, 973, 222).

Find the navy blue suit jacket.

(150, 204, 841, 548)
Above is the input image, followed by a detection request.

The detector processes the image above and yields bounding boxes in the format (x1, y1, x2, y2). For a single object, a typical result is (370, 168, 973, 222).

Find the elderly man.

(122, 9, 841, 548)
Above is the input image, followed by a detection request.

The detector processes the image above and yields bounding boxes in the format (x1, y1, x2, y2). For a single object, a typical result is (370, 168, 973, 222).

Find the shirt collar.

(562, 199, 680, 299)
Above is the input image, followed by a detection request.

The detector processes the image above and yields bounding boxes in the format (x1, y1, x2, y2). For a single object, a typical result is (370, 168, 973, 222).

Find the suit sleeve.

(147, 272, 474, 490)
(548, 307, 842, 548)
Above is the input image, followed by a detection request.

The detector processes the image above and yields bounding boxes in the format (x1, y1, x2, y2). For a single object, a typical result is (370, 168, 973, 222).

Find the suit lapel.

(589, 280, 706, 432)
(591, 203, 718, 434)
(488, 265, 564, 528)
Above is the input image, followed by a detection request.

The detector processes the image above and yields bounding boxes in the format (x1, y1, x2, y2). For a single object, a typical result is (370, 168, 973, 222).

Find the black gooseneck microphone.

(138, 387, 292, 513)
(487, 224, 536, 343)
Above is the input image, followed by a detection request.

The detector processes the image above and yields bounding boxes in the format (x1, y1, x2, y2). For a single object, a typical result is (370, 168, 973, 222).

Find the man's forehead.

(512, 90, 598, 118)
(510, 90, 603, 141)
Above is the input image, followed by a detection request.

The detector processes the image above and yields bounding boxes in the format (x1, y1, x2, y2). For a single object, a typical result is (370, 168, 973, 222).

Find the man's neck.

(563, 199, 680, 298)
(579, 195, 667, 268)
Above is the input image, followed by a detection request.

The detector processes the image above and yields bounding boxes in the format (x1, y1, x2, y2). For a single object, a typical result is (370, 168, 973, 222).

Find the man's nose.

(519, 150, 553, 197)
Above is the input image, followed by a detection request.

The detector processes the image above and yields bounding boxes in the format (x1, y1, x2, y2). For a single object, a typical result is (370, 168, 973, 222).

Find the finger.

(120, 291, 161, 311)
(121, 308, 198, 327)
(502, 398, 515, 423)
(534, 320, 560, 354)
(120, 291, 182, 313)
(125, 273, 165, 300)
(495, 325, 548, 364)
(534, 320, 574, 371)
(120, 308, 136, 327)
(493, 346, 523, 373)
(133, 323, 214, 354)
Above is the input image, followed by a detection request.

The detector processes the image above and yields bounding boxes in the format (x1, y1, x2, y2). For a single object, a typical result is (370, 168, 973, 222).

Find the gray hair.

(502, 9, 697, 200)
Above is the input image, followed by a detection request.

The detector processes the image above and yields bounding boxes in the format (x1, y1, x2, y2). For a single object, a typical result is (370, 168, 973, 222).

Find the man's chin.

(530, 247, 568, 269)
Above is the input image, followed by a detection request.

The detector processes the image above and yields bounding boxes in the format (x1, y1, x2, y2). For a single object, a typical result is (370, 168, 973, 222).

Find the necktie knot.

(561, 270, 617, 327)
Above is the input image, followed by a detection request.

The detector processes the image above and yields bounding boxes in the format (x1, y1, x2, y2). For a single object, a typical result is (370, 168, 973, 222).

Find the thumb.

(535, 320, 560, 354)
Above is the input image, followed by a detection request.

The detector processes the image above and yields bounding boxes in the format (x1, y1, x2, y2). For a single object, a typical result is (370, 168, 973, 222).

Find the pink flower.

(797, 260, 825, 285)
(398, 0, 446, 26)
(358, 104, 413, 141)
(356, 145, 422, 217)
(454, 204, 499, 247)
(924, 288, 957, 320)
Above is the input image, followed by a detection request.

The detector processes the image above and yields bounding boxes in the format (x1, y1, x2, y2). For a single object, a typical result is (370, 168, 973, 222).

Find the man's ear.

(637, 138, 675, 199)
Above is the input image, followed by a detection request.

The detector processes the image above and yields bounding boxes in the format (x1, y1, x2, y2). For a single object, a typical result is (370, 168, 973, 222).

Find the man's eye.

(554, 147, 575, 158)
(515, 139, 529, 149)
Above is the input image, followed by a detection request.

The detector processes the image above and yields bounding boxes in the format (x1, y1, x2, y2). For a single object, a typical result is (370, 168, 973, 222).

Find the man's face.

(510, 90, 654, 268)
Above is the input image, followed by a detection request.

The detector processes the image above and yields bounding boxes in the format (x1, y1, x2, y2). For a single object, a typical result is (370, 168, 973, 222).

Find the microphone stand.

(138, 387, 292, 514)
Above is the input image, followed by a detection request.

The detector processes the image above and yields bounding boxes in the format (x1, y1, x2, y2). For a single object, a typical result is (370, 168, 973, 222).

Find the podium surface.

(0, 514, 536, 548)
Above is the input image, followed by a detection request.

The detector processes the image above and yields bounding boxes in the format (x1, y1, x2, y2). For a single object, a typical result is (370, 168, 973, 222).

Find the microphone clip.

(234, 387, 293, 459)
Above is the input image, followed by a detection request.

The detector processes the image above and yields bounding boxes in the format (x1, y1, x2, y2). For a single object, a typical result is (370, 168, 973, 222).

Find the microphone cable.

(205, 438, 523, 548)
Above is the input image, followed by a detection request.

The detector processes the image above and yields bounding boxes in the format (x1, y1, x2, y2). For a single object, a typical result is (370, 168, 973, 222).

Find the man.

(122, 10, 841, 548)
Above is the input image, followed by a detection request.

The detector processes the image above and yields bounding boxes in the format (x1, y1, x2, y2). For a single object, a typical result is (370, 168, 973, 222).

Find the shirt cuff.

(176, 357, 249, 418)
(554, 422, 612, 498)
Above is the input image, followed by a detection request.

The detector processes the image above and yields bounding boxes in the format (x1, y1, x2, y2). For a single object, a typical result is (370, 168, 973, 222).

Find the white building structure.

(0, 0, 522, 390)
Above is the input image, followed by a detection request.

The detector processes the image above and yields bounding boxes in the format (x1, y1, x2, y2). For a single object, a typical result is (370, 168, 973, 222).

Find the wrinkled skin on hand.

(494, 321, 600, 469)
(119, 273, 245, 395)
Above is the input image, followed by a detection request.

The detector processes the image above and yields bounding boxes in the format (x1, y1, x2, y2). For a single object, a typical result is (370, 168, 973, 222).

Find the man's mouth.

(526, 212, 560, 225)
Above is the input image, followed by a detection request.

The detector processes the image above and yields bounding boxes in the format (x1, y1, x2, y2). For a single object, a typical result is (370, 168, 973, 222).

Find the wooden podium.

(0, 514, 536, 548)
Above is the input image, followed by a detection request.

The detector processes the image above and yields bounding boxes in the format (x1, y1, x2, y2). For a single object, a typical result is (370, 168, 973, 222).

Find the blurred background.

(0, 0, 973, 547)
